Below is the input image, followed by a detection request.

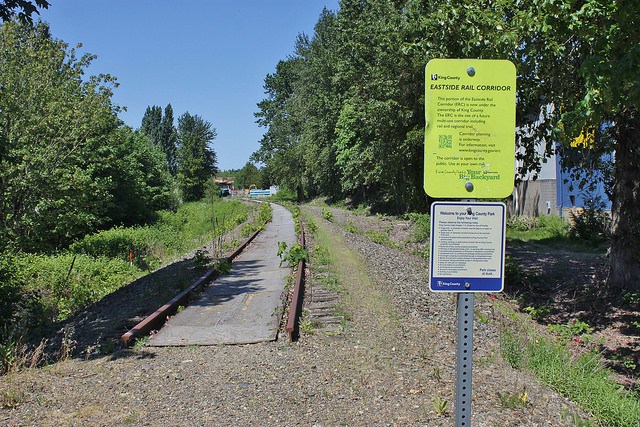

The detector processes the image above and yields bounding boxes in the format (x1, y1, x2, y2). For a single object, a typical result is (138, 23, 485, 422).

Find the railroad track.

(120, 202, 305, 347)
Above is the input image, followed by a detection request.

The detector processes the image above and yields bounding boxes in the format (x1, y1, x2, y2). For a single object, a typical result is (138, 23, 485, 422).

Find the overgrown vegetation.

(506, 212, 610, 253)
(0, 199, 251, 362)
(277, 242, 308, 268)
(241, 202, 272, 237)
(70, 200, 248, 270)
(497, 318, 640, 427)
(497, 208, 640, 426)
(568, 196, 612, 243)
(404, 212, 430, 243)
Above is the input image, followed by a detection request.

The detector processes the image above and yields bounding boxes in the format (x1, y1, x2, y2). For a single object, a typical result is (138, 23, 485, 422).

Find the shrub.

(569, 195, 612, 242)
(322, 206, 333, 222)
(269, 188, 297, 202)
(278, 242, 308, 268)
(405, 212, 430, 242)
(507, 215, 538, 231)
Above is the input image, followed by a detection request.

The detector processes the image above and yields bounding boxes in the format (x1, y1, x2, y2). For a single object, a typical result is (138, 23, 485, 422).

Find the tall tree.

(234, 162, 261, 190)
(97, 126, 177, 226)
(176, 112, 218, 202)
(255, 0, 640, 289)
(253, 57, 307, 200)
(141, 104, 178, 176)
(0, 20, 119, 251)
(140, 105, 162, 146)
(521, 0, 640, 290)
(160, 103, 178, 175)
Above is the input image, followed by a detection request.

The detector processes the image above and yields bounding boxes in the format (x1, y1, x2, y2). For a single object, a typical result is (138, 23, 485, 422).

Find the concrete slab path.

(149, 203, 296, 346)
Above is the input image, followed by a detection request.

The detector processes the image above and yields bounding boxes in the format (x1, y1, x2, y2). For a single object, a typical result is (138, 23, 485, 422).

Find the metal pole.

(455, 292, 474, 426)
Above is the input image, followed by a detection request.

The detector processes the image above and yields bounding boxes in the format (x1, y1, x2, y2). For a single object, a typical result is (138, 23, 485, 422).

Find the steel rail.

(120, 228, 262, 347)
(285, 223, 306, 341)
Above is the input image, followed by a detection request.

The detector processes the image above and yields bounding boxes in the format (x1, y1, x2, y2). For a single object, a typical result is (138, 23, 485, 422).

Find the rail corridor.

(149, 203, 296, 346)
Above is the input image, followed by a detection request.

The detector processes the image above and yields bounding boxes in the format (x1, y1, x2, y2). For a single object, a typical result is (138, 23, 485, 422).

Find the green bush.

(322, 206, 333, 222)
(569, 203, 612, 243)
(405, 212, 431, 242)
(278, 242, 308, 268)
(0, 252, 46, 340)
(69, 226, 156, 262)
(269, 188, 297, 202)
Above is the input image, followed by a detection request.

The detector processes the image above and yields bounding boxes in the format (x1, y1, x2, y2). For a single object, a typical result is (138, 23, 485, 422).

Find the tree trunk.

(296, 184, 304, 203)
(607, 109, 640, 291)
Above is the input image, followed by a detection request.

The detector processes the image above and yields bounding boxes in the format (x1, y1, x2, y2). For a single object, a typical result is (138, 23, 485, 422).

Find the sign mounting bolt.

(465, 181, 474, 192)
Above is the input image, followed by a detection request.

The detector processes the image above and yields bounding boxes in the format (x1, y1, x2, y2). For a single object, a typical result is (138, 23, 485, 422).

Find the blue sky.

(39, 1, 340, 171)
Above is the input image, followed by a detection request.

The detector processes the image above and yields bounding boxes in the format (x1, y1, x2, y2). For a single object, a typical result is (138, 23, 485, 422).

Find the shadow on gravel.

(46, 255, 214, 361)
(107, 349, 157, 362)
(505, 241, 640, 384)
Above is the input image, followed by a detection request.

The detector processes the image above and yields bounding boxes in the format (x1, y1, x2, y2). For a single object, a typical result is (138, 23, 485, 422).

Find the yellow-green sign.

(424, 59, 516, 198)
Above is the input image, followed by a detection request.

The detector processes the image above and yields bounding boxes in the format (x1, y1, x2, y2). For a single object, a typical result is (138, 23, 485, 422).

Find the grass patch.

(528, 338, 640, 427)
(506, 214, 607, 253)
(498, 320, 640, 427)
(71, 199, 250, 270)
(268, 188, 298, 202)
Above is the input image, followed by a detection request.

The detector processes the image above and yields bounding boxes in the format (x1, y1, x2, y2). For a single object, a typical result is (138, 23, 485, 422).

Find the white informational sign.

(429, 201, 506, 292)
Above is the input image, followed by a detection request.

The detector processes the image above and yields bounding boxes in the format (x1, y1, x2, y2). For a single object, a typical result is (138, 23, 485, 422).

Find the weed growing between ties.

(299, 310, 320, 335)
(322, 206, 334, 222)
(277, 242, 308, 268)
(241, 202, 272, 236)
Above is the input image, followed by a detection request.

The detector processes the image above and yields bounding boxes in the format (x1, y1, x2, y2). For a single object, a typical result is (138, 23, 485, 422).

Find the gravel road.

(1, 204, 590, 426)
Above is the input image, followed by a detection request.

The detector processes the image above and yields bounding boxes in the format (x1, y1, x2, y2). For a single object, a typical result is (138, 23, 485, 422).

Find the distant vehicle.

(244, 184, 257, 194)
(219, 187, 231, 197)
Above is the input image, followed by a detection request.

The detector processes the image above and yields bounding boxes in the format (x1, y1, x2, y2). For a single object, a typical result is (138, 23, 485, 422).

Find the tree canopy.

(141, 104, 178, 175)
(254, 0, 640, 289)
(0, 0, 49, 25)
(0, 20, 175, 251)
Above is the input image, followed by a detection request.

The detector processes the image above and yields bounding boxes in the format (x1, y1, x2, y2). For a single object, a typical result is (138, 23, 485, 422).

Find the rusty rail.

(285, 223, 306, 341)
(120, 228, 261, 347)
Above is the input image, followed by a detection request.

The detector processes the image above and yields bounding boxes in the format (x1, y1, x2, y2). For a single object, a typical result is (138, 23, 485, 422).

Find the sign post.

(424, 59, 515, 427)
